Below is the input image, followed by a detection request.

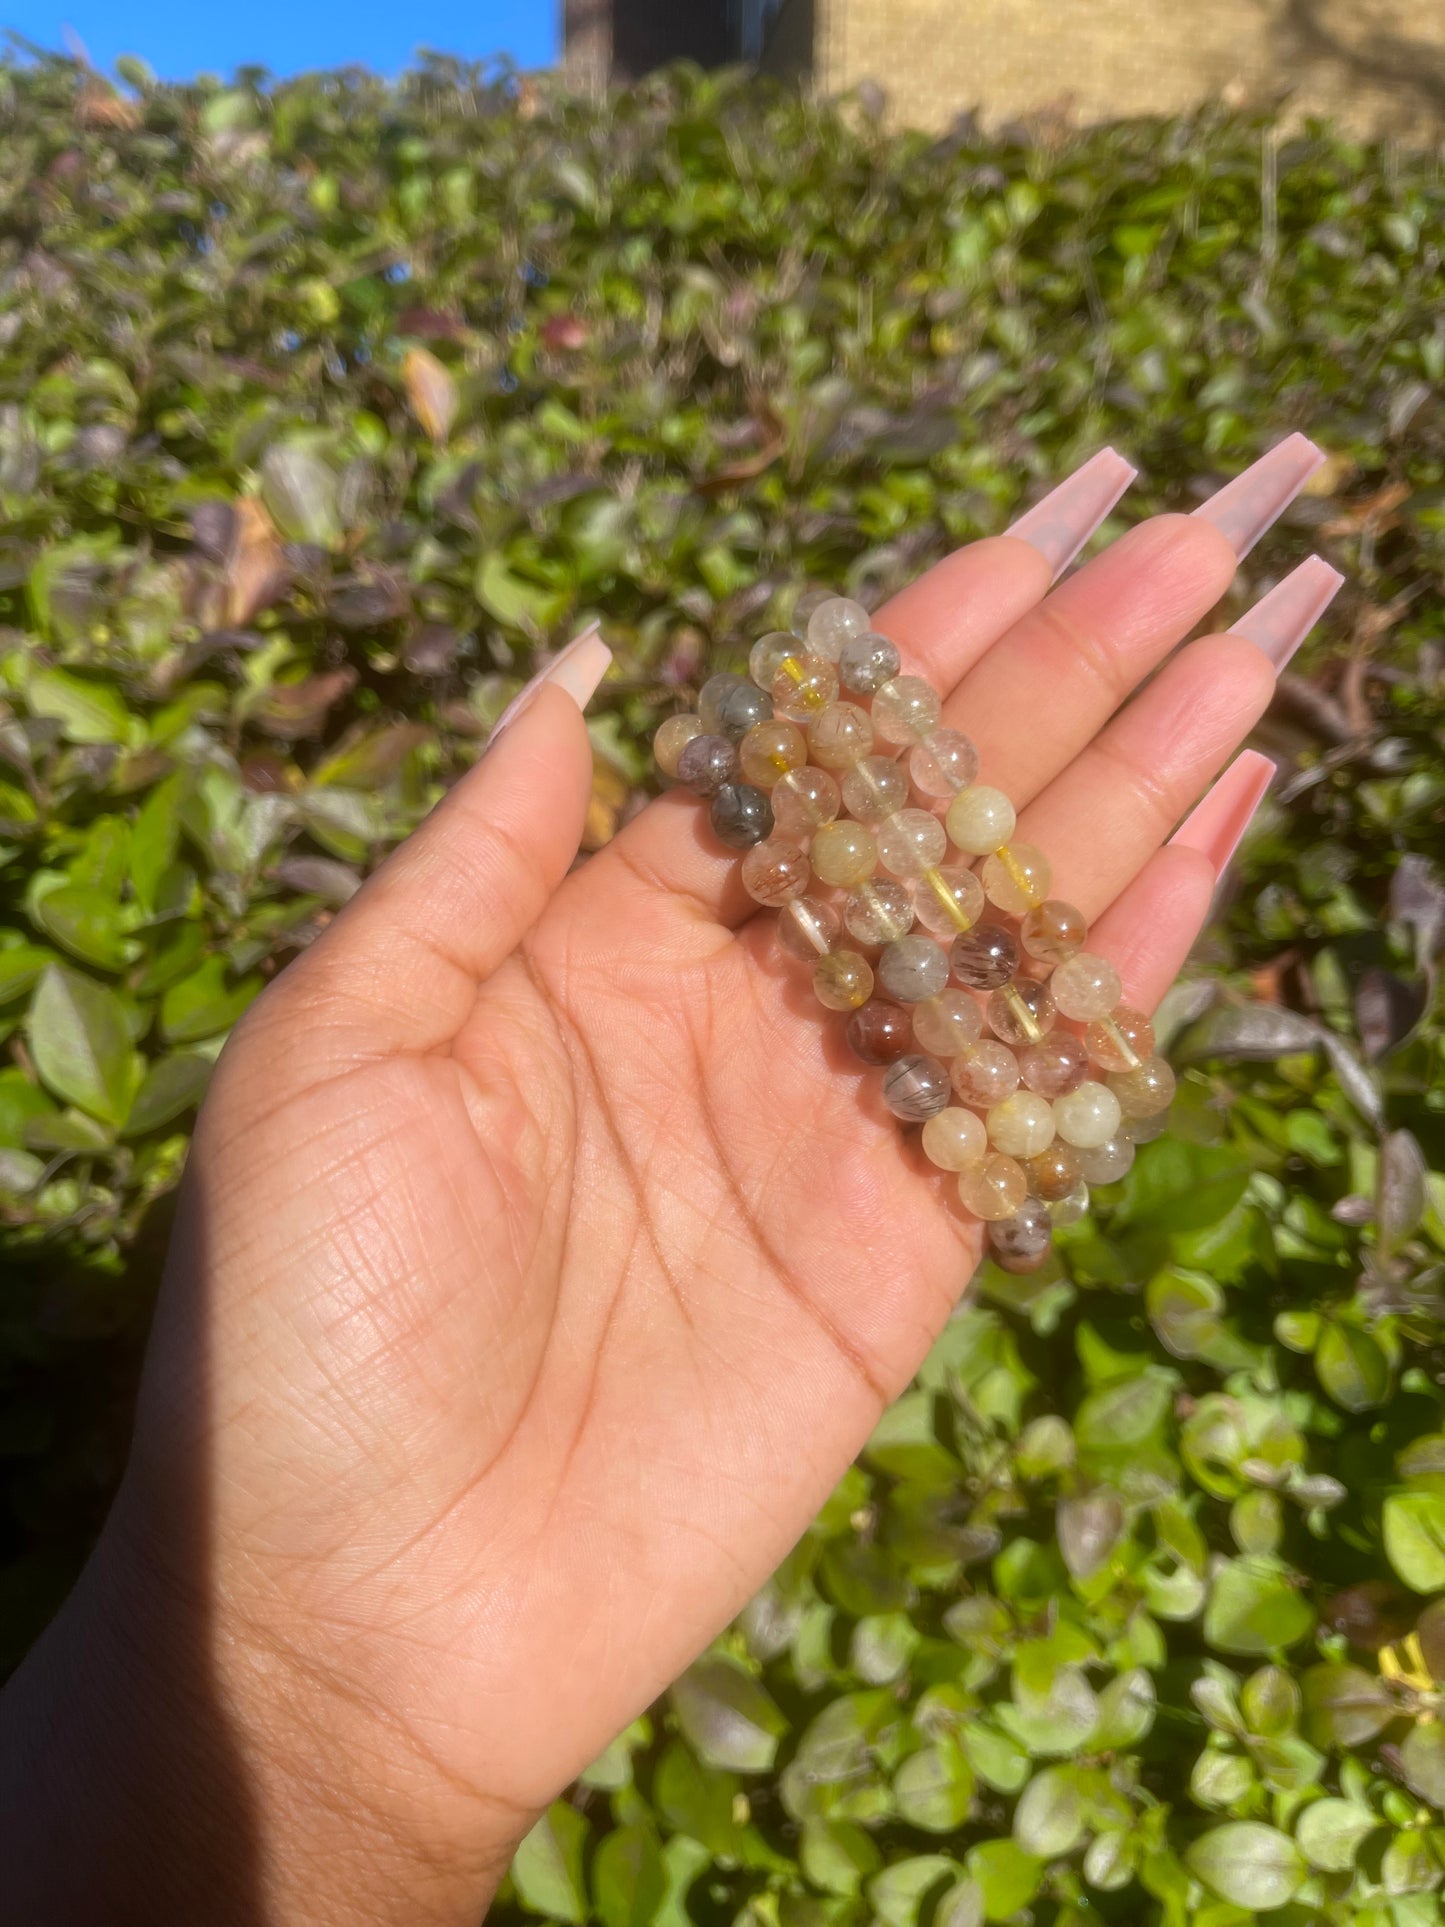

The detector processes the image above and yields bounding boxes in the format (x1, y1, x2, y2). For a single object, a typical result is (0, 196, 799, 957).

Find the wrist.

(0, 1488, 525, 1927)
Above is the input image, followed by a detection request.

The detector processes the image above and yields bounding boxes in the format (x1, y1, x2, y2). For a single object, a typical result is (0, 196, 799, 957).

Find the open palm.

(106, 442, 1331, 1923)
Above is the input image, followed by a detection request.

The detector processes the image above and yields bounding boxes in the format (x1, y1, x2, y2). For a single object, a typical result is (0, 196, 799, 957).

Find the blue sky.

(5, 1, 558, 80)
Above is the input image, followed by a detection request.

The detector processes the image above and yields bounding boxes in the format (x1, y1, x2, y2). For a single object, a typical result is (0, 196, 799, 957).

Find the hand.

(1, 438, 1334, 1926)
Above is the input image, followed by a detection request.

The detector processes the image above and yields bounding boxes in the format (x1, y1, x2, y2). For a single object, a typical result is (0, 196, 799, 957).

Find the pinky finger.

(1085, 750, 1277, 1014)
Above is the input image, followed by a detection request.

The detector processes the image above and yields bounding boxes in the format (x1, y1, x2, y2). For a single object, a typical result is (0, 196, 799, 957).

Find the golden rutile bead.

(1051, 952, 1124, 1021)
(911, 990, 982, 1059)
(844, 879, 914, 946)
(806, 595, 871, 660)
(809, 702, 875, 770)
(871, 674, 942, 745)
(921, 1106, 988, 1172)
(958, 1152, 1029, 1221)
(986, 1091, 1057, 1159)
(777, 895, 841, 961)
(1108, 1055, 1176, 1118)
(748, 631, 799, 691)
(986, 978, 1057, 1049)
(1085, 1005, 1156, 1074)
(950, 1040, 1020, 1107)
(911, 865, 984, 938)
(770, 765, 840, 838)
(813, 949, 875, 1011)
(981, 841, 1053, 915)
(810, 820, 878, 888)
(737, 718, 808, 788)
(770, 652, 839, 720)
(908, 727, 979, 798)
(1019, 898, 1088, 966)
(875, 809, 948, 880)
(945, 784, 1015, 855)
(654, 713, 704, 778)
(1053, 1081, 1124, 1149)
(840, 754, 909, 820)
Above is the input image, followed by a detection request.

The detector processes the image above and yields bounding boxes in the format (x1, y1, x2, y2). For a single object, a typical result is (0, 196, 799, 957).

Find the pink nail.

(1191, 433, 1326, 559)
(489, 623, 610, 742)
(1006, 447, 1138, 581)
(1169, 749, 1277, 879)
(1228, 556, 1344, 671)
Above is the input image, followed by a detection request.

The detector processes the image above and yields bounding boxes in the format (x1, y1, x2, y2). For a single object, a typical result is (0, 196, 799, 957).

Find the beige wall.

(765, 0, 1445, 136)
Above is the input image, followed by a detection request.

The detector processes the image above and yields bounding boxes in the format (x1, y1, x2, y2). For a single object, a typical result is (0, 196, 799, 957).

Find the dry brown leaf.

(77, 83, 142, 131)
(227, 497, 290, 627)
(402, 346, 458, 445)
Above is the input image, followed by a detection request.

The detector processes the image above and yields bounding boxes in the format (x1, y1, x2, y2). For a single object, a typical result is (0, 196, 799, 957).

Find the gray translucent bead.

(676, 732, 737, 797)
(717, 682, 774, 742)
(791, 587, 834, 640)
(698, 671, 747, 732)
(1073, 1135, 1135, 1186)
(877, 935, 950, 1004)
(987, 1200, 1054, 1273)
(710, 783, 774, 848)
(882, 1053, 952, 1122)
(838, 631, 901, 696)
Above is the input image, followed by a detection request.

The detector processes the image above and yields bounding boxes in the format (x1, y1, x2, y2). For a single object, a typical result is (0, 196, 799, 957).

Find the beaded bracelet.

(653, 592, 1175, 1275)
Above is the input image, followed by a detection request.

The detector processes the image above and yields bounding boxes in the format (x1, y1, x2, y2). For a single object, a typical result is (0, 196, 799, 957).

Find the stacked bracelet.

(653, 592, 1175, 1275)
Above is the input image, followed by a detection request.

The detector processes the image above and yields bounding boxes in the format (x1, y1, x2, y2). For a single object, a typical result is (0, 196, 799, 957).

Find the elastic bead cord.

(652, 592, 1175, 1270)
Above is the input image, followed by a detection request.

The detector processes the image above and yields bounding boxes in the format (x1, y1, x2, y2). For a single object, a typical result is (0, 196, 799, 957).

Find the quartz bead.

(807, 595, 871, 660)
(698, 671, 748, 733)
(1024, 1142, 1081, 1201)
(654, 713, 703, 778)
(876, 809, 948, 880)
(1108, 1055, 1176, 1118)
(717, 682, 773, 742)
(813, 949, 874, 1011)
(677, 733, 738, 797)
(911, 989, 982, 1058)
(748, 631, 800, 692)
(843, 879, 914, 946)
(950, 1040, 1020, 1107)
(1052, 1080, 1123, 1149)
(988, 1200, 1055, 1272)
(950, 921, 1019, 990)
(945, 784, 1016, 854)
(777, 895, 841, 961)
(810, 820, 878, 888)
(790, 587, 834, 640)
(986, 978, 1057, 1048)
(986, 1091, 1056, 1159)
(1085, 1005, 1156, 1074)
(981, 842, 1053, 914)
(910, 865, 985, 938)
(878, 935, 949, 1004)
(909, 727, 979, 798)
(741, 837, 811, 906)
(1019, 1033, 1090, 1099)
(958, 1152, 1029, 1221)
(709, 782, 774, 848)
(771, 765, 841, 838)
(1126, 1110, 1170, 1144)
(1049, 1180, 1091, 1228)
(809, 702, 875, 770)
(738, 718, 807, 788)
(1020, 899, 1088, 966)
(882, 1053, 952, 1122)
(837, 630, 901, 696)
(1072, 1134, 1135, 1186)
(771, 652, 839, 720)
(872, 674, 942, 745)
(921, 1106, 988, 1172)
(840, 755, 909, 822)
(1051, 952, 1123, 1021)
(846, 1000, 914, 1066)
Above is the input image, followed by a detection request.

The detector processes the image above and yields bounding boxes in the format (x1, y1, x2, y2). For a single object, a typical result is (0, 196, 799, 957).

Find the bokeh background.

(0, 6, 1443, 1920)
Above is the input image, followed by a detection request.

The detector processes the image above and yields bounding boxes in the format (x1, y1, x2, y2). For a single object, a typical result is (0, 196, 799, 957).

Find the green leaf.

(1314, 1323, 1390, 1412)
(32, 886, 138, 972)
(161, 957, 263, 1044)
(669, 1656, 786, 1774)
(26, 666, 133, 745)
(1204, 1558, 1315, 1655)
(893, 1742, 973, 1833)
(27, 966, 136, 1127)
(1091, 1669, 1156, 1750)
(511, 1801, 590, 1924)
(0, 945, 58, 1004)
(800, 1819, 882, 1898)
(868, 1856, 958, 1927)
(1013, 1765, 1086, 1858)
(1400, 1724, 1445, 1807)
(1384, 1493, 1445, 1593)
(1185, 1822, 1305, 1910)
(475, 550, 569, 632)
(1302, 1664, 1394, 1748)
(963, 1839, 1042, 1921)
(120, 1055, 213, 1138)
(592, 1824, 664, 1927)
(1295, 1797, 1380, 1872)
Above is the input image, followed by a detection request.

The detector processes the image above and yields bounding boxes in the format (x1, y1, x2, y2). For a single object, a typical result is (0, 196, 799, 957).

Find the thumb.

(273, 626, 610, 1058)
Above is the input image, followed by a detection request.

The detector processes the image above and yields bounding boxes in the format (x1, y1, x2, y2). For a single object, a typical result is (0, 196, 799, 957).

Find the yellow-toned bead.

(813, 949, 874, 1011)
(1053, 1081, 1123, 1149)
(748, 631, 799, 691)
(770, 766, 840, 838)
(809, 702, 875, 770)
(770, 652, 839, 720)
(1108, 1055, 1176, 1118)
(840, 755, 908, 821)
(1024, 1143, 1081, 1201)
(740, 837, 811, 906)
(986, 979, 1057, 1048)
(986, 1091, 1056, 1159)
(945, 784, 1016, 855)
(654, 713, 704, 778)
(951, 1040, 1020, 1107)
(921, 1106, 988, 1172)
(810, 820, 878, 888)
(981, 842, 1052, 914)
(911, 865, 984, 938)
(738, 718, 807, 788)
(958, 1152, 1029, 1221)
(875, 809, 948, 880)
(1051, 952, 1124, 1021)
(1085, 1005, 1155, 1073)
(1020, 899, 1088, 966)
(871, 674, 942, 746)
(911, 990, 982, 1058)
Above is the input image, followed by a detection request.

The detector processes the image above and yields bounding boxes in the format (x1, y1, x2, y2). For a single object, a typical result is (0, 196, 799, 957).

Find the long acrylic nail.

(489, 622, 610, 743)
(1006, 446, 1138, 581)
(1169, 749, 1277, 878)
(1191, 433, 1326, 559)
(1228, 555, 1344, 671)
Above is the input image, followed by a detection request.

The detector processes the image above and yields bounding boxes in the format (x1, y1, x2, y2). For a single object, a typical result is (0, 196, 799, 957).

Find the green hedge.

(2, 47, 1444, 1923)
